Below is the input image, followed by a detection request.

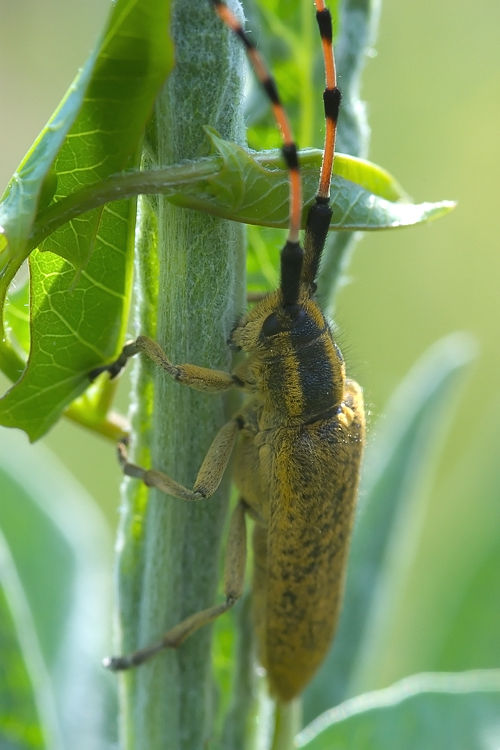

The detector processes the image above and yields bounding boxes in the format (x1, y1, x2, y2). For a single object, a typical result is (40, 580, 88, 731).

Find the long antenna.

(301, 1, 341, 289)
(315, 0, 341, 201)
(210, 0, 303, 310)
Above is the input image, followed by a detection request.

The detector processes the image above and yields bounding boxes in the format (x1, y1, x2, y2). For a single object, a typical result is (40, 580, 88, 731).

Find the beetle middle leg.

(118, 414, 242, 500)
(105, 498, 248, 670)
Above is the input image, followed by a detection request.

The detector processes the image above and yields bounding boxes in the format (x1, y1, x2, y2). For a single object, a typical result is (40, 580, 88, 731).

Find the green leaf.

(298, 671, 500, 750)
(4, 277, 30, 357)
(334, 153, 407, 203)
(0, 136, 451, 430)
(0, 532, 61, 750)
(394, 394, 500, 679)
(198, 135, 443, 230)
(0, 428, 114, 748)
(0, 0, 174, 440)
(29, 136, 454, 252)
(346, 335, 479, 700)
(0, 0, 173, 275)
(0, 58, 97, 278)
(438, 541, 500, 670)
(0, 242, 132, 440)
(303, 333, 477, 722)
(38, 0, 174, 271)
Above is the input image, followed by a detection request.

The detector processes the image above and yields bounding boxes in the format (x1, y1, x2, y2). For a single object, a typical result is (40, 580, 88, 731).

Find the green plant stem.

(271, 700, 301, 750)
(114, 2, 246, 749)
(220, 594, 258, 750)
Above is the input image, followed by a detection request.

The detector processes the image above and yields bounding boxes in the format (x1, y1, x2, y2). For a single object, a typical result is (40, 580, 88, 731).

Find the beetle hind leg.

(104, 499, 248, 671)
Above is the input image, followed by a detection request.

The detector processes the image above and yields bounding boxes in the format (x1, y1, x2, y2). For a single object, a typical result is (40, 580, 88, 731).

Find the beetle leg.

(104, 499, 248, 670)
(118, 416, 242, 501)
(90, 334, 236, 391)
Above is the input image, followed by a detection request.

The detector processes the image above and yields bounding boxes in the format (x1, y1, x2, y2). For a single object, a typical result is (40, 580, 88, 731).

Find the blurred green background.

(0, 0, 498, 698)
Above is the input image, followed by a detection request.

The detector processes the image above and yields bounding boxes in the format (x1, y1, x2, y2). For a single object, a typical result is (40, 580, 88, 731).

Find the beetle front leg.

(104, 498, 248, 670)
(90, 334, 236, 392)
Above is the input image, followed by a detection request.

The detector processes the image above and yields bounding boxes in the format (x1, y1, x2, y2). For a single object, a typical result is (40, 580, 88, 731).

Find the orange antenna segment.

(314, 0, 341, 201)
(211, 0, 302, 245)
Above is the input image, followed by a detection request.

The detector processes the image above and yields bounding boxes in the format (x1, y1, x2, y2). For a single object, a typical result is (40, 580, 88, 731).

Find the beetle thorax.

(231, 291, 346, 424)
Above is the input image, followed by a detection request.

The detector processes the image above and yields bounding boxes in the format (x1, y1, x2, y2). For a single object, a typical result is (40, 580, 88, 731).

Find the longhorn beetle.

(95, 0, 365, 702)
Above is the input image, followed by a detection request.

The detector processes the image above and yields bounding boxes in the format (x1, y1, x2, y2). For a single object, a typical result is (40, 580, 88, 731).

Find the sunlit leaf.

(4, 276, 30, 356)
(0, 0, 174, 440)
(29, 134, 454, 255)
(0, 242, 130, 440)
(160, 131, 454, 230)
(0, 60, 96, 279)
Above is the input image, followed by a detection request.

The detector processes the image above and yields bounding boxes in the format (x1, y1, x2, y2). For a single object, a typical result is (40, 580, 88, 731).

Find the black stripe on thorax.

(295, 337, 337, 416)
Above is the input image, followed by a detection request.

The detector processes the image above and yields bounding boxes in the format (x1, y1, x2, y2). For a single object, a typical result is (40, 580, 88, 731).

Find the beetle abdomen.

(254, 380, 364, 701)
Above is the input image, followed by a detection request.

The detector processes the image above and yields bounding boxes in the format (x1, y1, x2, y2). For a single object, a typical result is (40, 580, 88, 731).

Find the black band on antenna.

(280, 240, 303, 308)
(323, 87, 341, 124)
(316, 8, 333, 42)
(302, 202, 333, 288)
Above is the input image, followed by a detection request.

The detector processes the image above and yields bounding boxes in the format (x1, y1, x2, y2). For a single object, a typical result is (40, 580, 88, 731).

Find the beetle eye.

(262, 306, 305, 338)
(262, 312, 286, 337)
